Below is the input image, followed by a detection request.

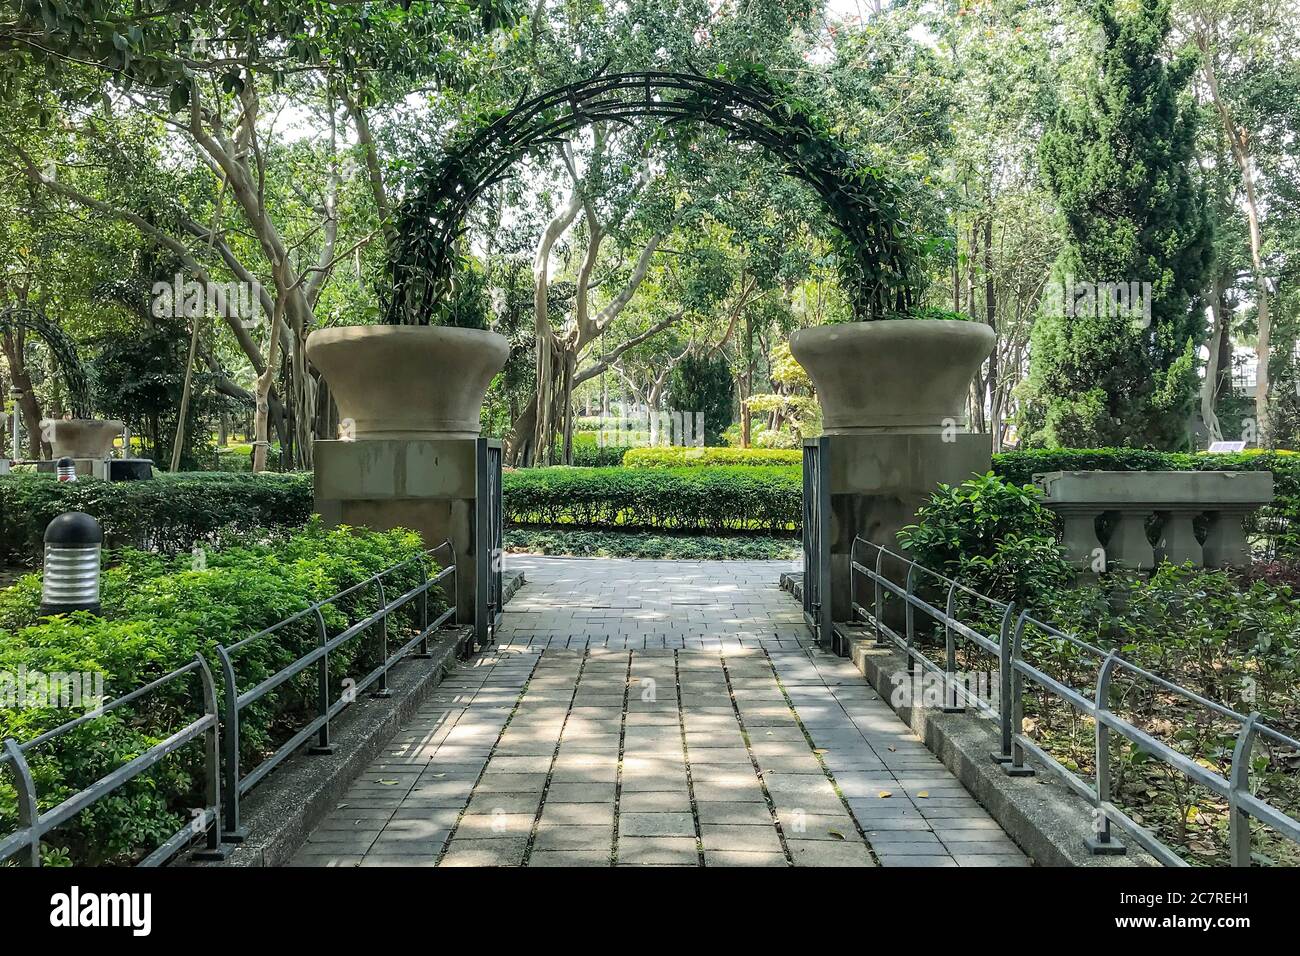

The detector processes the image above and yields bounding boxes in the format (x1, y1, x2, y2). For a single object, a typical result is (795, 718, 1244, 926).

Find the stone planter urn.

(49, 419, 125, 459)
(788, 319, 995, 433)
(306, 325, 509, 439)
(788, 319, 996, 626)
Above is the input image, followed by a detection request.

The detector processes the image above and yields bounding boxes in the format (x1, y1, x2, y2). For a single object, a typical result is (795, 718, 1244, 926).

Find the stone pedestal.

(826, 432, 992, 621)
(314, 438, 480, 624)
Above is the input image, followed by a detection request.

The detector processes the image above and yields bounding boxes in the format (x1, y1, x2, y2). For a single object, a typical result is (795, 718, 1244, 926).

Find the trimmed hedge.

(622, 446, 803, 468)
(0, 522, 442, 865)
(993, 448, 1300, 560)
(548, 433, 632, 467)
(503, 466, 801, 532)
(0, 472, 314, 564)
(505, 528, 800, 560)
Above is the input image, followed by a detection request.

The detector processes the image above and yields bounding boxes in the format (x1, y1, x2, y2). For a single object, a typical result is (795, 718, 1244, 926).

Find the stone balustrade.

(1034, 470, 1274, 571)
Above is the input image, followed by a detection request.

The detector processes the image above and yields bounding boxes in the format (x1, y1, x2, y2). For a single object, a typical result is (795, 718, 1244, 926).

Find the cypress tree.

(1020, 0, 1213, 448)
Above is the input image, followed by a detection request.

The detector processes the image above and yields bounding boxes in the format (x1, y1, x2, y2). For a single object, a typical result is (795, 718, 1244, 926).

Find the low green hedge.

(622, 447, 803, 468)
(546, 433, 632, 467)
(0, 522, 443, 865)
(505, 528, 800, 560)
(503, 466, 801, 532)
(993, 448, 1300, 559)
(0, 472, 314, 564)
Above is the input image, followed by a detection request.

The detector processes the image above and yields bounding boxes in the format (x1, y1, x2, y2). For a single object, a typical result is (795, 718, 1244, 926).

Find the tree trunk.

(170, 312, 203, 471)
(1201, 44, 1272, 441)
(1, 329, 45, 458)
(1200, 274, 1226, 445)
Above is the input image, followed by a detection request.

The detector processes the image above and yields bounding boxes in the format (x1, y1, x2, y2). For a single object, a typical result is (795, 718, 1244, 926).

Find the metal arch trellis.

(386, 67, 923, 325)
(0, 305, 92, 418)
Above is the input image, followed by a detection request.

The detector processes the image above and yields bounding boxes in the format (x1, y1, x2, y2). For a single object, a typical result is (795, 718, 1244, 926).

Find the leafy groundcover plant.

(0, 520, 443, 865)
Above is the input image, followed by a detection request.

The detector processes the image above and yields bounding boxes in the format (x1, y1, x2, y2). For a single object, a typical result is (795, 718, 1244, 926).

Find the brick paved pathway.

(497, 556, 809, 648)
(293, 558, 1029, 867)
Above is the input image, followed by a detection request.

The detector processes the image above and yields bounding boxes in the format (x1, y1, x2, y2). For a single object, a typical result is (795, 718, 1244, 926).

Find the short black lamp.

(56, 456, 77, 482)
(41, 511, 103, 616)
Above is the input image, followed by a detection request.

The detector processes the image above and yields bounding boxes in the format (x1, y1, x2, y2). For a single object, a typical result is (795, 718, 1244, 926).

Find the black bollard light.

(41, 511, 103, 616)
(56, 456, 77, 482)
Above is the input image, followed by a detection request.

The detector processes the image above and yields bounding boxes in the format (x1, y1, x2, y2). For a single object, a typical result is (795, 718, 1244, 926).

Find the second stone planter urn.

(789, 319, 995, 433)
(306, 325, 509, 440)
(49, 419, 125, 459)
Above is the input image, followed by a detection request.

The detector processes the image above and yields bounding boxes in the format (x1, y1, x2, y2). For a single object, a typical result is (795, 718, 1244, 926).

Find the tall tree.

(1020, 0, 1214, 449)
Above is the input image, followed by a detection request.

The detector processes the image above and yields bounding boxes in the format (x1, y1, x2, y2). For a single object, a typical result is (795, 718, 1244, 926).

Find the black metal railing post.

(308, 606, 335, 754)
(215, 645, 245, 842)
(2, 739, 39, 866)
(191, 653, 229, 859)
(373, 576, 392, 699)
(1229, 713, 1261, 867)
(1088, 653, 1124, 853)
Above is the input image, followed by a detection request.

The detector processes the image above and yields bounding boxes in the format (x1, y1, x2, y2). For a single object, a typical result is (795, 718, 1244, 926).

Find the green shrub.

(0, 472, 314, 565)
(569, 432, 633, 467)
(622, 447, 803, 468)
(898, 472, 1073, 609)
(504, 466, 801, 532)
(0, 522, 443, 865)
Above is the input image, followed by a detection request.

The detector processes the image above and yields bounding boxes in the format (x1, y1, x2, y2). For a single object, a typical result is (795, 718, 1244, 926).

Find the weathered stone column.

(314, 438, 481, 623)
(1156, 509, 1203, 567)
(1101, 508, 1156, 571)
(1202, 509, 1254, 568)
(1053, 505, 1106, 570)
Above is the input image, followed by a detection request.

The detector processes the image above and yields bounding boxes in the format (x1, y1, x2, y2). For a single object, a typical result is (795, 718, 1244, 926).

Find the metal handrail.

(850, 537, 1010, 717)
(0, 655, 223, 867)
(848, 535, 1300, 866)
(215, 540, 457, 840)
(0, 542, 460, 865)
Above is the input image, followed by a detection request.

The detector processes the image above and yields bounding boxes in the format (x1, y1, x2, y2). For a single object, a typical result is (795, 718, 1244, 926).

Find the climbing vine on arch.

(384, 63, 925, 325)
(0, 306, 92, 418)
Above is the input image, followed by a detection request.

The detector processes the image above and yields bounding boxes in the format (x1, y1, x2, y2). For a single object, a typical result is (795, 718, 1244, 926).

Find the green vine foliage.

(384, 64, 923, 325)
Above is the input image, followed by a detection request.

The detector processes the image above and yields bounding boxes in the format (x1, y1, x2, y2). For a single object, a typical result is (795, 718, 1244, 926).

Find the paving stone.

(700, 824, 783, 853)
(618, 811, 696, 838)
(788, 839, 876, 867)
(439, 838, 529, 867)
(540, 802, 615, 827)
(533, 824, 611, 852)
(703, 850, 788, 867)
(876, 854, 958, 867)
(695, 801, 774, 825)
(618, 791, 693, 813)
(528, 850, 612, 867)
(547, 782, 617, 803)
(455, 813, 535, 837)
(290, 852, 363, 867)
(617, 837, 699, 865)
(464, 792, 544, 815)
